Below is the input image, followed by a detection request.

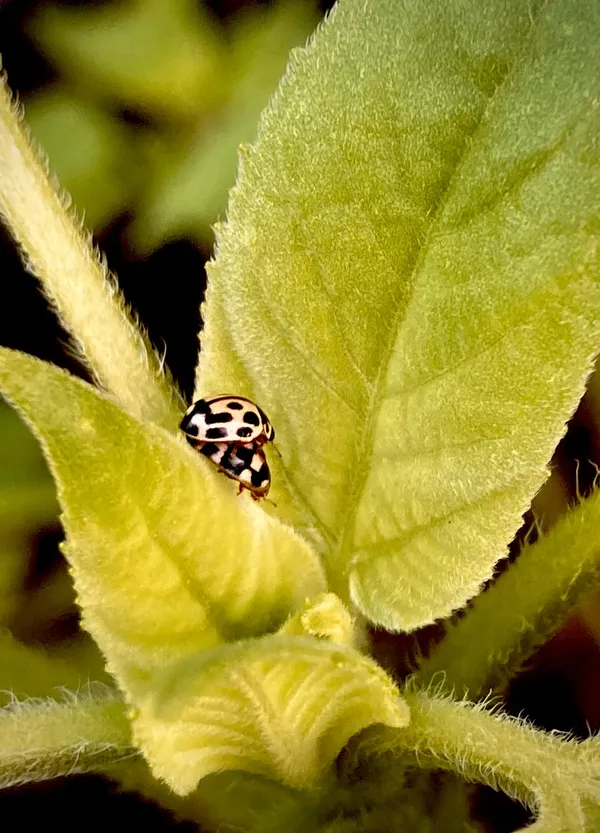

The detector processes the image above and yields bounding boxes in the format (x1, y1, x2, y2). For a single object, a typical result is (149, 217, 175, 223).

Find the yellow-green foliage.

(0, 0, 599, 830)
(0, 351, 327, 694)
(0, 685, 134, 788)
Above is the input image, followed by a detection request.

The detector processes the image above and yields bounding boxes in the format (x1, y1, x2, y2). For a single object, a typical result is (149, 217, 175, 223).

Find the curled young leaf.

(0, 349, 326, 702)
(198, 0, 600, 630)
(277, 592, 358, 646)
(133, 634, 409, 795)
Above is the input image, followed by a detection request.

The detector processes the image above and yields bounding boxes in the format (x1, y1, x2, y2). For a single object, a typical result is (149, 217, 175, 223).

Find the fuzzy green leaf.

(198, 0, 600, 630)
(133, 634, 408, 795)
(352, 689, 600, 833)
(0, 75, 182, 431)
(0, 348, 326, 702)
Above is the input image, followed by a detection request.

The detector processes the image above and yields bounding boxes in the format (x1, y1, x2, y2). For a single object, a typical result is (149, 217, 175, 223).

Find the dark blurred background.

(0, 1, 599, 830)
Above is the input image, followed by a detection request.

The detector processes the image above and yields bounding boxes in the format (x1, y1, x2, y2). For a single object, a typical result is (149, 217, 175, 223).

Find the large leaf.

(0, 349, 326, 701)
(197, 0, 600, 629)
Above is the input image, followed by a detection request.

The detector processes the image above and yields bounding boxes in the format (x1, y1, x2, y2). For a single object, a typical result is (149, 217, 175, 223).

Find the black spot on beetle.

(227, 401, 244, 410)
(206, 426, 228, 440)
(205, 411, 233, 424)
(180, 418, 198, 435)
(191, 399, 210, 413)
(227, 459, 245, 475)
(251, 463, 269, 487)
(220, 444, 236, 466)
(243, 411, 260, 426)
(236, 426, 253, 438)
(235, 445, 255, 466)
(199, 442, 219, 458)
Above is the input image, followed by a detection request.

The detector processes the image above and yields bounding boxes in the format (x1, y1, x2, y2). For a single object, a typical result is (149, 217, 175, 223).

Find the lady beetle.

(180, 394, 275, 500)
(180, 395, 274, 446)
(197, 439, 271, 500)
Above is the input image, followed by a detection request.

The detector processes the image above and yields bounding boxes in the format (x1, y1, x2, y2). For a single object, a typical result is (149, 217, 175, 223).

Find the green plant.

(1, 0, 600, 829)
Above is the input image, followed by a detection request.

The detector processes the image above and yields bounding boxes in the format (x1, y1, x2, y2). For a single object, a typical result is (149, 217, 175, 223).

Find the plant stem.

(361, 689, 600, 833)
(0, 685, 136, 787)
(0, 72, 182, 430)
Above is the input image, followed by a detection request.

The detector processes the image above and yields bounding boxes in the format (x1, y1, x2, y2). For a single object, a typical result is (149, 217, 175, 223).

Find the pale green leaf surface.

(133, 634, 408, 795)
(0, 349, 326, 701)
(29, 0, 225, 120)
(198, 0, 600, 630)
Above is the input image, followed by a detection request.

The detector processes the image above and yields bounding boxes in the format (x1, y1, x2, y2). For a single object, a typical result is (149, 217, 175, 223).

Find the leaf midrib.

(328, 11, 542, 588)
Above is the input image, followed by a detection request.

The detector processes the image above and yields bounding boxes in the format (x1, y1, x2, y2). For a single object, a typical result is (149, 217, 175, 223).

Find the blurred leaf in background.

(24, 90, 138, 229)
(129, 0, 321, 250)
(28, 0, 226, 121)
(24, 0, 320, 248)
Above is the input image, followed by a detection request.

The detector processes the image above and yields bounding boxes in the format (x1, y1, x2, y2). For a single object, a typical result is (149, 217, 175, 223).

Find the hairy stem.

(349, 689, 600, 833)
(0, 685, 136, 787)
(0, 72, 182, 430)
